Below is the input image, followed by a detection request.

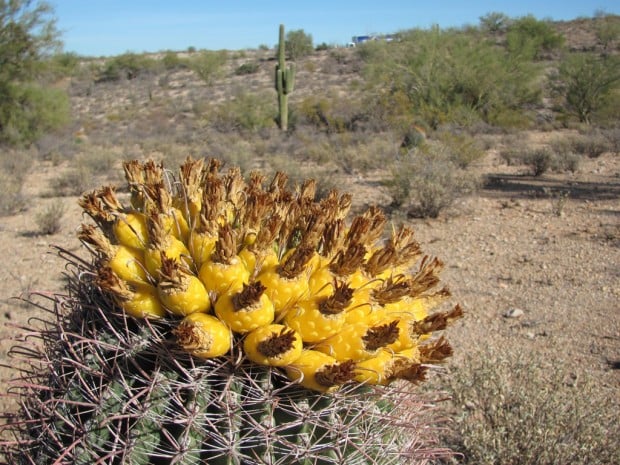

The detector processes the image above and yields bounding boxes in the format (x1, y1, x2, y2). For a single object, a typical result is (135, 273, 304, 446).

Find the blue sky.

(51, 1, 619, 57)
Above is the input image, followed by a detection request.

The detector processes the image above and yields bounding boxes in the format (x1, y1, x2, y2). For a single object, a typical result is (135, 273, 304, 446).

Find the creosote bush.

(1, 157, 462, 464)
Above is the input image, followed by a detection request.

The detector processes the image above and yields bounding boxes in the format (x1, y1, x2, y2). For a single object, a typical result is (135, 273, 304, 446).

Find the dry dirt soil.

(0, 41, 619, 454)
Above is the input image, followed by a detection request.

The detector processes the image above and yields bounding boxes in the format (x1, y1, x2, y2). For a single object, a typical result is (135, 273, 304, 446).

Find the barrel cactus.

(1, 157, 462, 464)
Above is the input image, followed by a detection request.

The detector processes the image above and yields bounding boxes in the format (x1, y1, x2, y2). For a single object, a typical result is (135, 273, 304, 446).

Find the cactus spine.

(275, 24, 295, 131)
(0, 158, 460, 464)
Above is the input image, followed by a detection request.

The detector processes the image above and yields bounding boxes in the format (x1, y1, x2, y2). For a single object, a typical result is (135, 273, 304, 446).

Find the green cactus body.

(1, 158, 458, 464)
(276, 24, 295, 131)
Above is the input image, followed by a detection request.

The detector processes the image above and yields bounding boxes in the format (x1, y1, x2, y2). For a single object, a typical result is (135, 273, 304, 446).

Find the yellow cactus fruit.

(237, 213, 281, 275)
(113, 211, 149, 250)
(174, 313, 231, 359)
(143, 213, 191, 278)
(307, 259, 335, 299)
(79, 158, 463, 394)
(187, 230, 217, 268)
(215, 281, 275, 333)
(353, 349, 395, 385)
(79, 224, 149, 286)
(243, 324, 303, 367)
(96, 266, 165, 319)
(157, 254, 210, 316)
(383, 296, 430, 321)
(315, 319, 400, 362)
(285, 350, 356, 393)
(284, 281, 353, 343)
(344, 291, 387, 326)
(166, 207, 190, 241)
(257, 246, 314, 315)
(238, 246, 279, 276)
(198, 224, 249, 296)
(383, 318, 420, 352)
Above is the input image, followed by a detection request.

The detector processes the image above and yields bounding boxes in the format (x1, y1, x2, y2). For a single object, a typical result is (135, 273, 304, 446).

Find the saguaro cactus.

(275, 24, 295, 131)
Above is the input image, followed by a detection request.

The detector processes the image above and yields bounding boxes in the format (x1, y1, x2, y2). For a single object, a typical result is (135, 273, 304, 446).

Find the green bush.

(161, 50, 187, 70)
(234, 62, 260, 75)
(553, 53, 620, 124)
(98, 52, 158, 81)
(208, 90, 275, 132)
(478, 11, 512, 34)
(506, 15, 565, 60)
(297, 96, 348, 133)
(189, 50, 228, 85)
(0, 83, 70, 145)
(0, 0, 68, 145)
(360, 26, 541, 131)
(45, 52, 82, 78)
(285, 29, 313, 60)
(435, 131, 486, 168)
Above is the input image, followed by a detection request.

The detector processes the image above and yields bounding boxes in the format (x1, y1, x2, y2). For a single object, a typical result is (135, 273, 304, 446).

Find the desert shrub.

(285, 28, 313, 60)
(160, 50, 188, 70)
(569, 131, 612, 157)
(552, 52, 620, 124)
(188, 50, 228, 85)
(45, 51, 81, 78)
(296, 93, 364, 133)
(399, 125, 427, 154)
(297, 96, 347, 133)
(360, 26, 541, 131)
(600, 126, 620, 153)
(49, 163, 94, 197)
(385, 142, 478, 217)
(0, 171, 26, 215)
(435, 349, 619, 465)
(332, 134, 396, 175)
(549, 139, 581, 173)
(98, 52, 158, 82)
(435, 131, 486, 168)
(35, 200, 66, 235)
(234, 62, 260, 75)
(75, 148, 118, 175)
(594, 12, 620, 52)
(0, 0, 70, 145)
(478, 12, 512, 34)
(524, 148, 553, 176)
(505, 15, 565, 60)
(208, 90, 275, 132)
(0, 83, 70, 145)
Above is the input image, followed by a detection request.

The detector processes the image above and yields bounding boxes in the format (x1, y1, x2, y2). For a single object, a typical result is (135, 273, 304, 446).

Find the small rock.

(503, 308, 524, 318)
(526, 332, 535, 339)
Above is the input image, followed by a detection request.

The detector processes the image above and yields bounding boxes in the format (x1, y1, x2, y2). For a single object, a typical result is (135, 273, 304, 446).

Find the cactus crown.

(1, 157, 460, 464)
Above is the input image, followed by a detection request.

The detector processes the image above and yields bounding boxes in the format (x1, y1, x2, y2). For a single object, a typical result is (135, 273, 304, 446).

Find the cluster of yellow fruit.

(79, 158, 462, 392)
